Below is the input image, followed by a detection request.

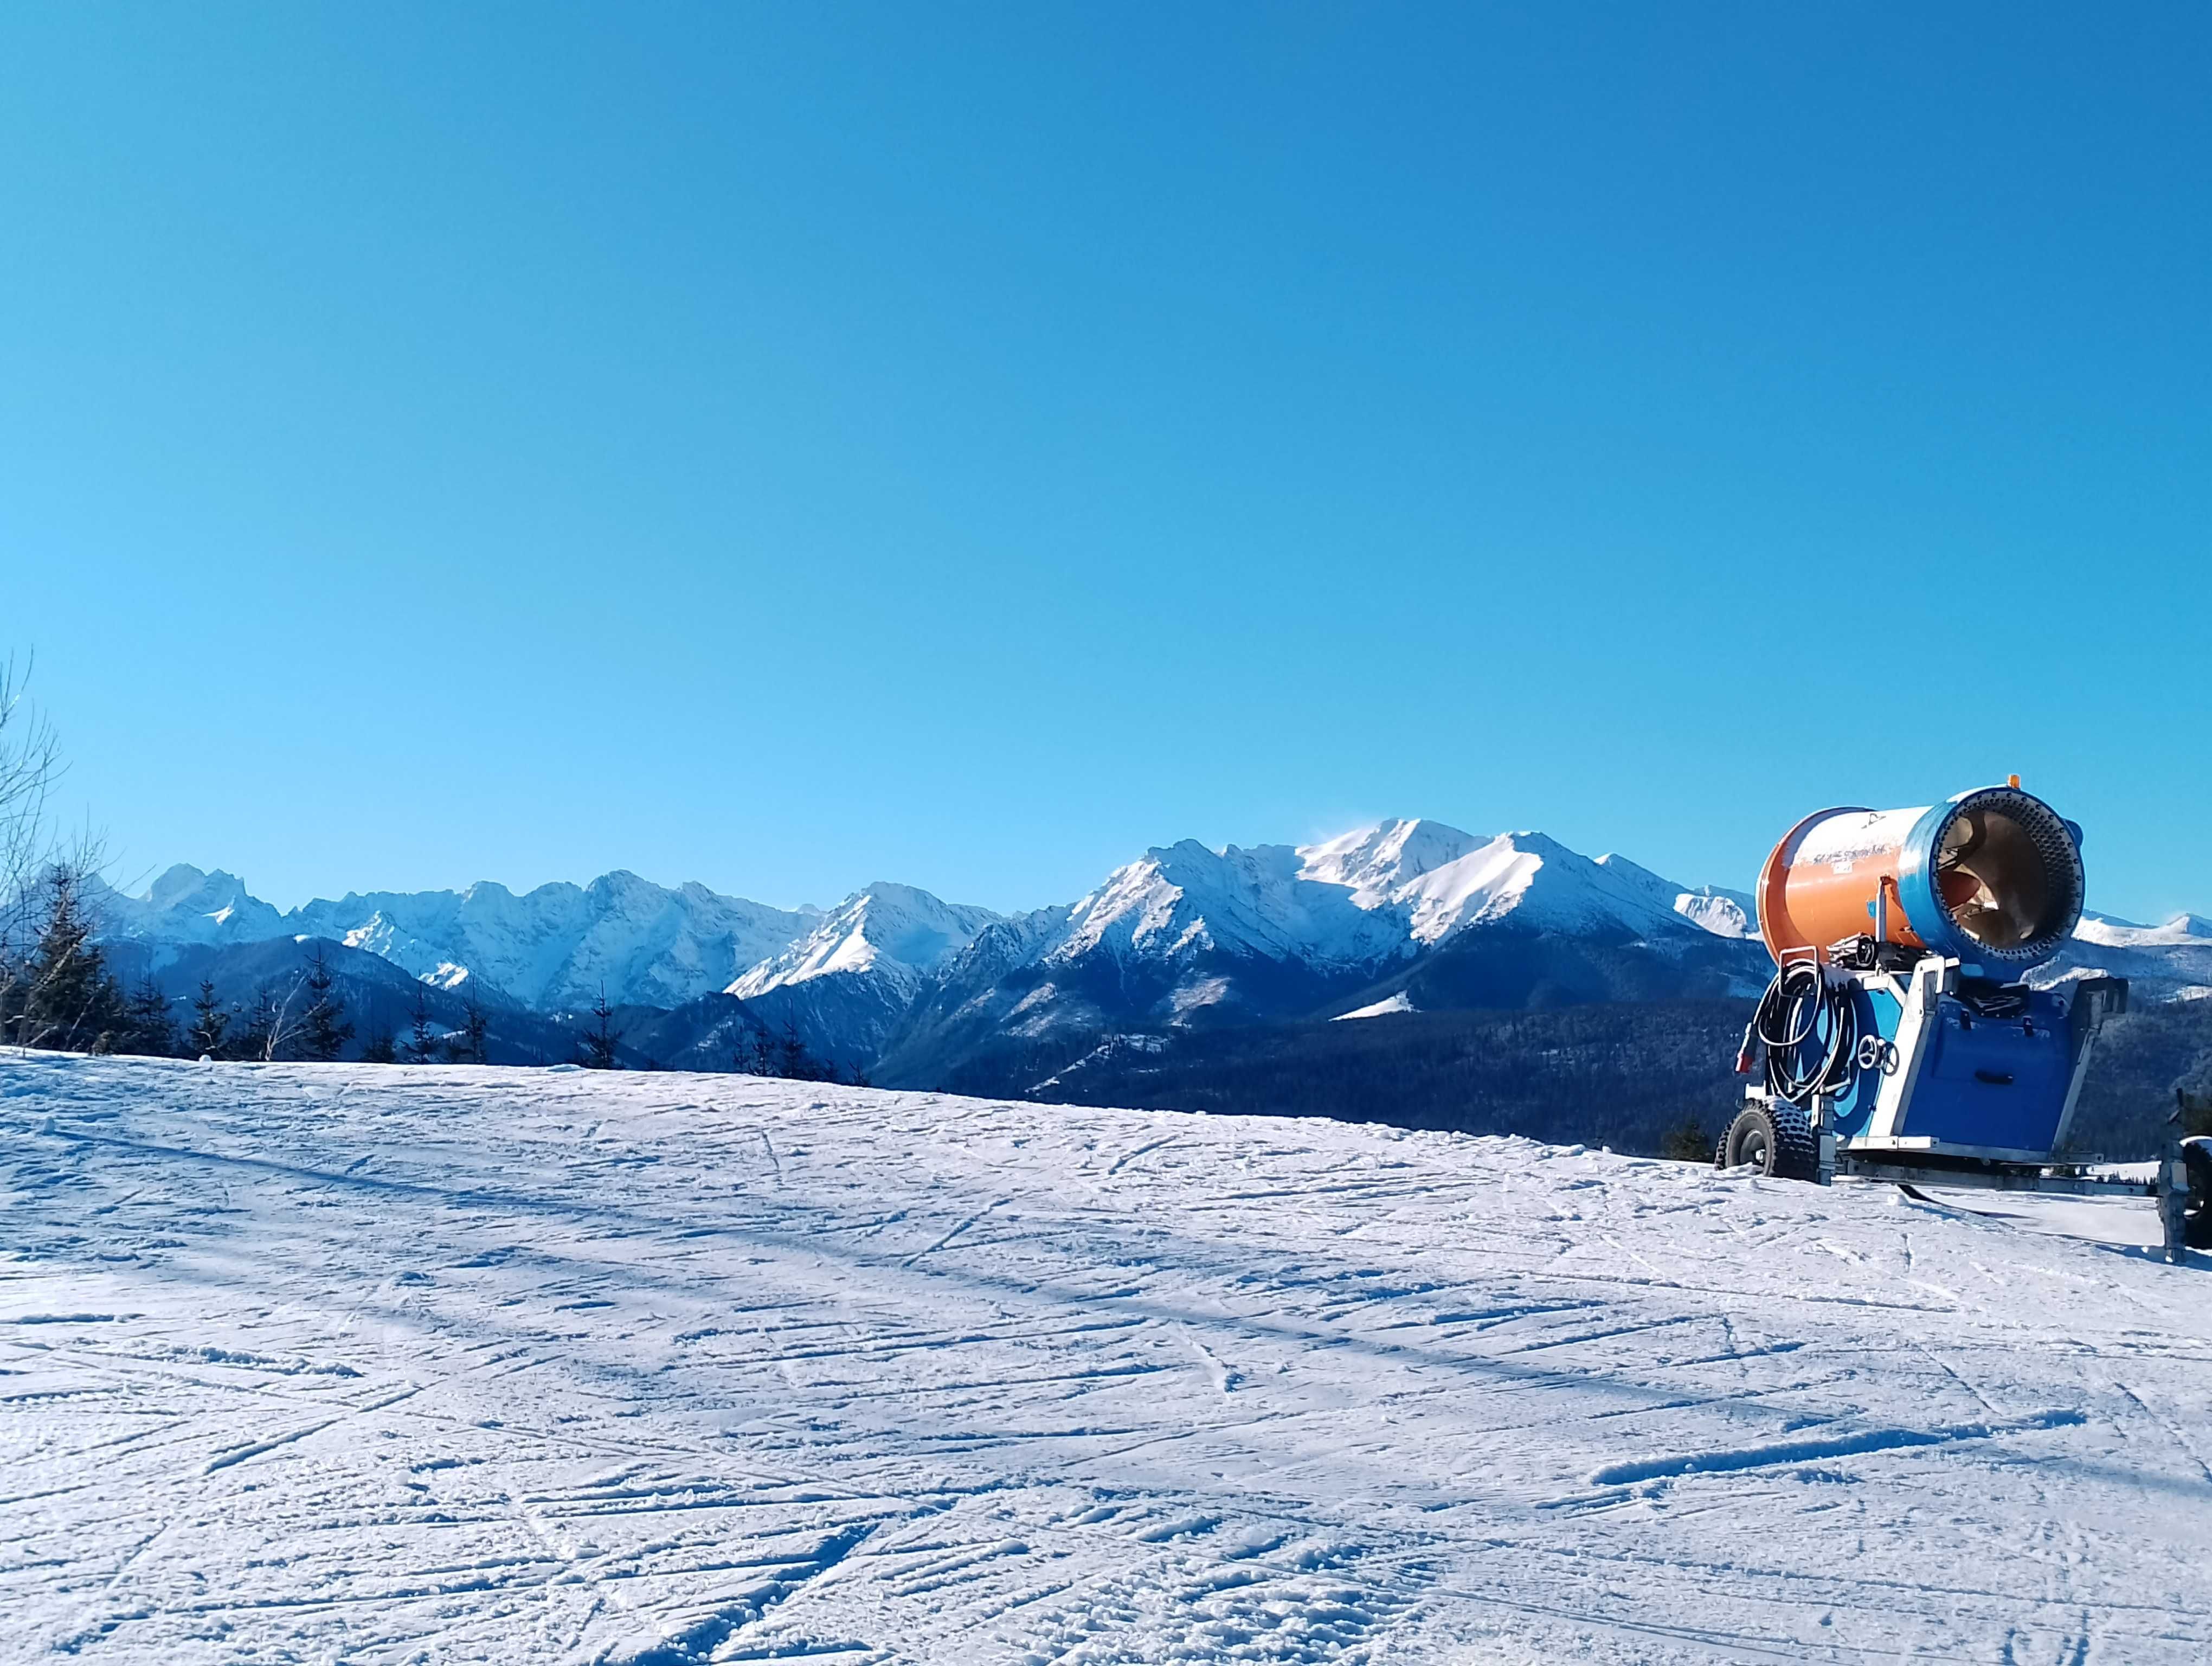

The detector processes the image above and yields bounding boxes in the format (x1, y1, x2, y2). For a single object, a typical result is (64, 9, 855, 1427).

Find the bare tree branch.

(0, 653, 62, 937)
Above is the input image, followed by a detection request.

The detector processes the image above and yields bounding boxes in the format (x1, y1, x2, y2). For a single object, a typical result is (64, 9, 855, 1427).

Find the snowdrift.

(4, 1051, 2210, 1663)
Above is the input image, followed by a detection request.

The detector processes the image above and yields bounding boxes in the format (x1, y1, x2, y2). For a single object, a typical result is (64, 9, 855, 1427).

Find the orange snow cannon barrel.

(1756, 784, 2085, 971)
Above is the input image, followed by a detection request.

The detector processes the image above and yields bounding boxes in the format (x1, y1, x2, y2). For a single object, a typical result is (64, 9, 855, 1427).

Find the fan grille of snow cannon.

(1907, 788, 2082, 967)
(1757, 785, 2086, 971)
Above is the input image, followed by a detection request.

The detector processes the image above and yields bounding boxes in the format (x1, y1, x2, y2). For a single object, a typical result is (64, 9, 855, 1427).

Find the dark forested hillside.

(964, 994, 2212, 1162)
(1011, 1002, 1759, 1156)
(73, 933, 2212, 1158)
(2059, 998, 2212, 1159)
(99, 938, 591, 1066)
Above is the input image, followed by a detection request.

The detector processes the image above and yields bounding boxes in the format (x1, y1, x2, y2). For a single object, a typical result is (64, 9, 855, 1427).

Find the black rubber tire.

(2184, 1138, 2212, 1251)
(1720, 1101, 1820, 1182)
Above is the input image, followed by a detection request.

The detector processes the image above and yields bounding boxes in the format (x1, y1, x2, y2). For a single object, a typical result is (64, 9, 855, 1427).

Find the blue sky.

(3, 4, 2205, 920)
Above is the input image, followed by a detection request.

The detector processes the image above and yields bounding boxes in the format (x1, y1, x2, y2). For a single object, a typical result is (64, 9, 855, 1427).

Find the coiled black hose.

(1745, 960, 1859, 1107)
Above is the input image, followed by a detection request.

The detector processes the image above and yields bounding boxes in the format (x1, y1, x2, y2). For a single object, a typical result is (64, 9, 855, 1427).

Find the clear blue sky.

(3, 4, 2205, 921)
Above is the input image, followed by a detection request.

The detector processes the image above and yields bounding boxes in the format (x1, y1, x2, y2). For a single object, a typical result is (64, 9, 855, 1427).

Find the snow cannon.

(1756, 784, 2085, 970)
(1720, 780, 2129, 1187)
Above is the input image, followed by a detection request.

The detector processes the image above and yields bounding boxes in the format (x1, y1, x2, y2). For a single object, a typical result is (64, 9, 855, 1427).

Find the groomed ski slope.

(4, 1053, 2209, 1664)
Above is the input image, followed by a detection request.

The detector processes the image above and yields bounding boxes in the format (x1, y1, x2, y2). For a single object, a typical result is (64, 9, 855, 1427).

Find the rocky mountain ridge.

(87, 820, 2207, 1084)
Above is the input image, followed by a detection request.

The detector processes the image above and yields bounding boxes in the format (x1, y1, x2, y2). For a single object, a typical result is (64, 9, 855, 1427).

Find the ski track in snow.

(2, 1053, 2209, 1664)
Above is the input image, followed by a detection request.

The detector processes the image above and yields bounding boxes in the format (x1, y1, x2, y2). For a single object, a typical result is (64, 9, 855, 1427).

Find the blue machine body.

(1817, 978, 2095, 1156)
(1823, 982, 1891, 1142)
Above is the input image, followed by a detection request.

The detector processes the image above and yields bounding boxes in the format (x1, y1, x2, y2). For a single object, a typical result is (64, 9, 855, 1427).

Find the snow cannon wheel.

(1719, 1102, 1819, 1182)
(2183, 1137, 2212, 1252)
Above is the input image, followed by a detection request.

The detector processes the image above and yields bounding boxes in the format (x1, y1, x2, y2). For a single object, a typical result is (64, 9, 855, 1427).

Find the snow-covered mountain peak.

(583, 869, 664, 906)
(144, 863, 213, 907)
(91, 865, 287, 944)
(1372, 831, 1548, 943)
(730, 882, 1002, 1001)
(1025, 820, 1753, 984)
(1593, 852, 1759, 940)
(2075, 911, 2212, 949)
(1296, 825, 1628, 945)
(1049, 838, 1398, 969)
(1590, 851, 1670, 893)
(1295, 818, 1486, 894)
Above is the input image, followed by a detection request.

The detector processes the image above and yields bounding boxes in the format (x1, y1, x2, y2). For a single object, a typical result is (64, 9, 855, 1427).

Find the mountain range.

(87, 818, 2212, 1093)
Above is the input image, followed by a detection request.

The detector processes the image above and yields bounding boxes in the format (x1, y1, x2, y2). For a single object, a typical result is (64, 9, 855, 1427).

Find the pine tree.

(776, 1020, 823, 1081)
(297, 946, 354, 1062)
(187, 977, 231, 1059)
(359, 1027, 396, 1064)
(460, 990, 489, 1066)
(748, 1028, 776, 1077)
(236, 986, 280, 1062)
(123, 974, 178, 1058)
(579, 983, 620, 1069)
(403, 983, 440, 1065)
(18, 865, 125, 1052)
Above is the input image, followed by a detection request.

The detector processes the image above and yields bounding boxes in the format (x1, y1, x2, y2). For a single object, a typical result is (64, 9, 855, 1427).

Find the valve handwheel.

(1854, 1035, 1899, 1074)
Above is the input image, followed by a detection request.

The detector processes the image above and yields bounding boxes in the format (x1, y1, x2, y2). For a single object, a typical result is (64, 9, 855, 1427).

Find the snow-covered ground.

(4, 1053, 2210, 1664)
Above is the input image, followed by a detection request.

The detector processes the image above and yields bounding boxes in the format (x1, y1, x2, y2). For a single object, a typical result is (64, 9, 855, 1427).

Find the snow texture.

(5, 1050, 2210, 1663)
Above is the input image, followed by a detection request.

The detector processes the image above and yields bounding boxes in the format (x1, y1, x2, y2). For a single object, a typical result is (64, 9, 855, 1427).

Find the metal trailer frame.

(1754, 1084, 2197, 1264)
